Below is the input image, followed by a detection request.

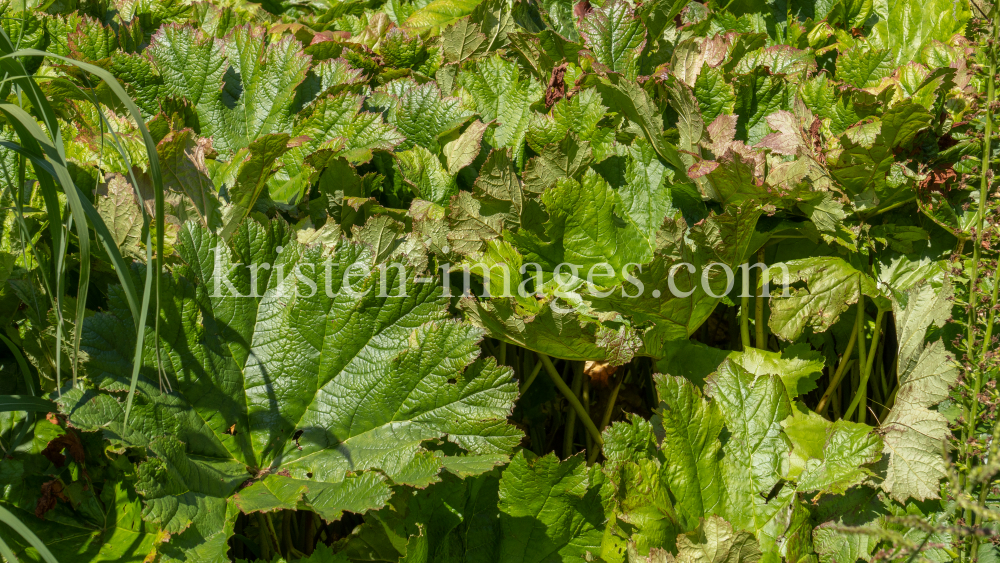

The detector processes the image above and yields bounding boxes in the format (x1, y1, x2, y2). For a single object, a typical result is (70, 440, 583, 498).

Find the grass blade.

(0, 334, 35, 397)
(0, 396, 54, 413)
(0, 534, 20, 563)
(0, 506, 57, 563)
(0, 33, 165, 418)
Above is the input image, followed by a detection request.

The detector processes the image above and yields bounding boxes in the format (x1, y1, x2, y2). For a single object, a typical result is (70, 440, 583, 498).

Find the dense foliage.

(0, 0, 997, 560)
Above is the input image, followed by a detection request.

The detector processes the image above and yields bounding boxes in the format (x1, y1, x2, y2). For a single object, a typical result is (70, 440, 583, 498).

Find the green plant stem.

(973, 419, 1000, 550)
(583, 376, 593, 455)
(974, 268, 1000, 560)
(832, 376, 843, 420)
(818, 360, 854, 416)
(817, 316, 859, 415)
(868, 323, 887, 417)
(879, 386, 898, 422)
(282, 511, 293, 557)
(859, 196, 917, 221)
(303, 511, 316, 555)
(588, 370, 625, 465)
(538, 354, 604, 449)
(967, 12, 999, 547)
(967, 0, 1000, 462)
(851, 361, 860, 412)
(255, 513, 273, 561)
(844, 307, 886, 422)
(563, 362, 584, 458)
(982, 266, 1000, 367)
(971, 49, 1000, 560)
(856, 286, 867, 384)
(499, 341, 507, 365)
(756, 248, 766, 349)
(878, 350, 888, 402)
(264, 513, 282, 558)
(520, 360, 544, 395)
(740, 292, 751, 350)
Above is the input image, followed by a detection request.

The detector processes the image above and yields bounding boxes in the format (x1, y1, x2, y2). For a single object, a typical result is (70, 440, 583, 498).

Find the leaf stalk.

(816, 322, 858, 415)
(538, 354, 604, 450)
(755, 247, 766, 349)
(844, 307, 887, 422)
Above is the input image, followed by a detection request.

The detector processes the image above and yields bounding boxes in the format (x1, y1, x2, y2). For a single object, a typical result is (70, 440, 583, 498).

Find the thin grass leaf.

(0, 36, 165, 421)
(0, 104, 92, 390)
(0, 332, 35, 396)
(0, 533, 19, 563)
(0, 140, 139, 324)
(125, 235, 156, 424)
(0, 506, 57, 563)
(13, 48, 169, 418)
(0, 125, 60, 307)
(0, 105, 74, 390)
(3, 148, 53, 329)
(9, 47, 167, 317)
(0, 395, 54, 413)
(0, 333, 38, 451)
(54, 213, 71, 391)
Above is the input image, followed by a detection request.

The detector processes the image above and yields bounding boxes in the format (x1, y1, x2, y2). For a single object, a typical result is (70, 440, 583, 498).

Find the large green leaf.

(150, 24, 311, 157)
(497, 452, 605, 561)
(341, 452, 608, 562)
(95, 174, 145, 260)
(147, 24, 226, 107)
(618, 138, 674, 244)
(732, 46, 815, 76)
(657, 341, 825, 398)
(405, 0, 485, 34)
(276, 91, 404, 202)
(767, 257, 883, 341)
(673, 516, 762, 563)
(155, 129, 222, 230)
(460, 55, 544, 164)
(869, 0, 970, 65)
(879, 282, 958, 502)
(781, 409, 882, 494)
(733, 70, 788, 145)
(705, 361, 793, 547)
(653, 375, 725, 531)
(829, 101, 931, 202)
(596, 75, 687, 172)
(694, 66, 736, 128)
(603, 361, 812, 556)
(207, 27, 311, 155)
(447, 149, 524, 255)
(336, 471, 501, 562)
(508, 168, 653, 285)
(527, 89, 615, 164)
(579, 0, 646, 80)
(836, 47, 894, 89)
(596, 205, 761, 350)
(811, 488, 885, 563)
(383, 79, 473, 152)
(219, 133, 294, 238)
(395, 144, 461, 204)
(607, 458, 679, 556)
(56, 219, 522, 558)
(459, 294, 639, 363)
